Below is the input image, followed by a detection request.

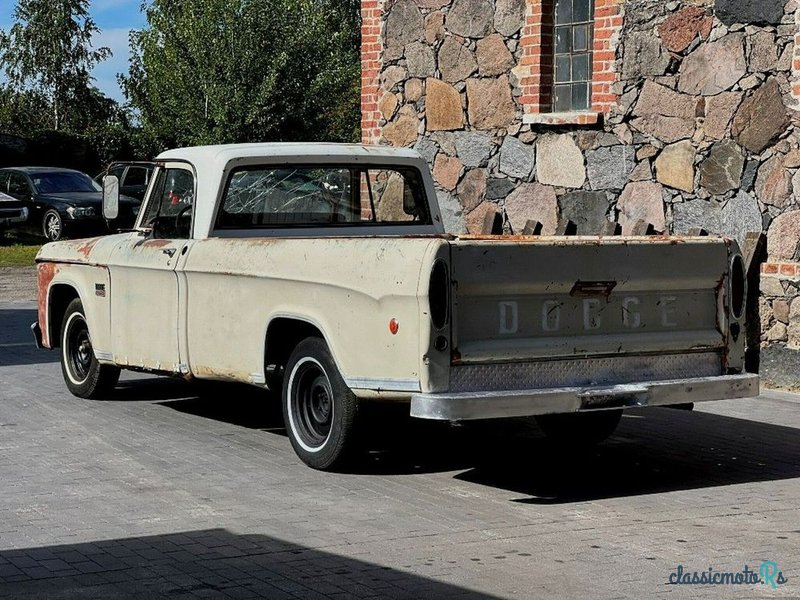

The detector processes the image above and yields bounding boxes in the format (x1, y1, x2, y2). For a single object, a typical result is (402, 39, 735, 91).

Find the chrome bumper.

(410, 374, 760, 421)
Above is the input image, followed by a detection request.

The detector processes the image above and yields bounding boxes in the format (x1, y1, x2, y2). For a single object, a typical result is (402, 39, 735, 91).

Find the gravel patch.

(0, 267, 37, 303)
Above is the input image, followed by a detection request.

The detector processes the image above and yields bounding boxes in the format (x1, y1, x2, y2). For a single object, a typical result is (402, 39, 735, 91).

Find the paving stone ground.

(0, 301, 798, 599)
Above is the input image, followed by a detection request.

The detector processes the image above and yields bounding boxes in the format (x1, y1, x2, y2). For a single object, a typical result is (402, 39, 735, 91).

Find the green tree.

(0, 84, 50, 136)
(122, 0, 361, 148)
(0, 0, 111, 131)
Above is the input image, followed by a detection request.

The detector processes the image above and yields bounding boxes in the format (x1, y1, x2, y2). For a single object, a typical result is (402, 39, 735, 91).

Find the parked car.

(0, 190, 29, 239)
(95, 162, 154, 202)
(0, 167, 140, 241)
(32, 144, 758, 471)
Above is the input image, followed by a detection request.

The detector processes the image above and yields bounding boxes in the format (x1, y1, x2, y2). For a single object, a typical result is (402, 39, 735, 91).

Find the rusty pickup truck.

(32, 143, 759, 470)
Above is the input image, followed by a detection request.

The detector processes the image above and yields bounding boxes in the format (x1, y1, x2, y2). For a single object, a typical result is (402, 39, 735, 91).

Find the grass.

(0, 231, 42, 267)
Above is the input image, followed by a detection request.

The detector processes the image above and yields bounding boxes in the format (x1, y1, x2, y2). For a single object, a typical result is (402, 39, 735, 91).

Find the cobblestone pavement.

(0, 302, 798, 599)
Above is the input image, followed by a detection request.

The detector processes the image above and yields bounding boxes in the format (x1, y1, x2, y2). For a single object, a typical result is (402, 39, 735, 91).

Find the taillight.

(730, 254, 745, 320)
(429, 260, 450, 330)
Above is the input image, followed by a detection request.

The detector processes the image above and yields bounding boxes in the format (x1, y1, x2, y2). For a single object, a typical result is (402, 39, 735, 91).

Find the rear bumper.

(410, 374, 760, 421)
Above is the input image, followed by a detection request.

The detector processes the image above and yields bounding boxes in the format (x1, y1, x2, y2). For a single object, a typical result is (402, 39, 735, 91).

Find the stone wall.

(361, 0, 800, 383)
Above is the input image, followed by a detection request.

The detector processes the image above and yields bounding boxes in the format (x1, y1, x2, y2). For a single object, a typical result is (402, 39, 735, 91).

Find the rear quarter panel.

(181, 237, 446, 393)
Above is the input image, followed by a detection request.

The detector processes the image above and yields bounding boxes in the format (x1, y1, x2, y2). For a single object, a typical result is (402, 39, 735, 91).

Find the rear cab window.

(215, 165, 431, 231)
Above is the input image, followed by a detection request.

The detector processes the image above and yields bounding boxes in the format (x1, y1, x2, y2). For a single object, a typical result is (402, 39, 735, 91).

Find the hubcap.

(67, 316, 92, 383)
(46, 214, 61, 240)
(290, 360, 334, 450)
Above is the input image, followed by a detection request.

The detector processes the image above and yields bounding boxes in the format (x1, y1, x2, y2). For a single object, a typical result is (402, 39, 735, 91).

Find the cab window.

(141, 168, 195, 239)
(216, 165, 429, 229)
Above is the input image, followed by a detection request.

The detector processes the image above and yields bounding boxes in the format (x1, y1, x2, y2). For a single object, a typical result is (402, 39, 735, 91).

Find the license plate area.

(578, 385, 648, 410)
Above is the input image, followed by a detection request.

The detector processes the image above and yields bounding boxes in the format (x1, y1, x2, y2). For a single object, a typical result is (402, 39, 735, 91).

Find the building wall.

(362, 0, 800, 376)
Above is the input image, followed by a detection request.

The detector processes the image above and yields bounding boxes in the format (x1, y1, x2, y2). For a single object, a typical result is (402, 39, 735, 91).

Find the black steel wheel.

(60, 299, 120, 399)
(43, 210, 64, 242)
(282, 337, 358, 470)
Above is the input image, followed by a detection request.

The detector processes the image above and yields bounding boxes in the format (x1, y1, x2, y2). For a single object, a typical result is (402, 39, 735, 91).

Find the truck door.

(106, 164, 195, 372)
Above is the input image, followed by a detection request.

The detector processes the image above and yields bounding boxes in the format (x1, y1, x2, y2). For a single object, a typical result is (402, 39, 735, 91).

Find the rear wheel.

(536, 410, 622, 447)
(60, 299, 120, 399)
(282, 338, 358, 470)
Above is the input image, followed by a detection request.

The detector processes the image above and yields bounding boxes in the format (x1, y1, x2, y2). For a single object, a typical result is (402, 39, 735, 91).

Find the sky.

(0, 0, 147, 103)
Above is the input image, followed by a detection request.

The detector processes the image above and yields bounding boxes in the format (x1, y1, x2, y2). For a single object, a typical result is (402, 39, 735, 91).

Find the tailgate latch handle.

(570, 280, 617, 298)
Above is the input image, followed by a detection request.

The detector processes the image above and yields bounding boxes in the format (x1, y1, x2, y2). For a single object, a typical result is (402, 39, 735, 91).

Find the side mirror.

(102, 175, 120, 220)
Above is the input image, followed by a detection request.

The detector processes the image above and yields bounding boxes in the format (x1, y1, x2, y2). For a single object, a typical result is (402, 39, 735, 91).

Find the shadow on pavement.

(0, 308, 58, 367)
(135, 377, 800, 504)
(19, 352, 797, 506)
(0, 529, 496, 599)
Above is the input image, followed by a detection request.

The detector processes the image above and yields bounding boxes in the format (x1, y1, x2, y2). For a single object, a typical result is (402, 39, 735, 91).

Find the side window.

(8, 173, 31, 198)
(216, 166, 430, 229)
(124, 167, 149, 187)
(0, 173, 9, 194)
(109, 166, 126, 181)
(142, 168, 195, 239)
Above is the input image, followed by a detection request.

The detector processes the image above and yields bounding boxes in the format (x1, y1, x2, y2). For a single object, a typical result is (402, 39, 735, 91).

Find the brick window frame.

(518, 0, 622, 125)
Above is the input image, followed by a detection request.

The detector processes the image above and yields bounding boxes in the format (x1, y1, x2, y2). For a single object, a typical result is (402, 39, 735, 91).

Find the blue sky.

(0, 0, 147, 103)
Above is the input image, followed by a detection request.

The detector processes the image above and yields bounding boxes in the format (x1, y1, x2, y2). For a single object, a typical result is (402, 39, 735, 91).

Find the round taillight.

(730, 255, 746, 321)
(429, 260, 449, 331)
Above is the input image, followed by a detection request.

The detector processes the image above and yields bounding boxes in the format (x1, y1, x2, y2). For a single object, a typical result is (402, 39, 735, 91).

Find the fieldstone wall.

(363, 0, 800, 383)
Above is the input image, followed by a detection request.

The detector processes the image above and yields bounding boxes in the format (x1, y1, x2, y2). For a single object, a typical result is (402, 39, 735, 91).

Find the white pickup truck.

(33, 143, 759, 469)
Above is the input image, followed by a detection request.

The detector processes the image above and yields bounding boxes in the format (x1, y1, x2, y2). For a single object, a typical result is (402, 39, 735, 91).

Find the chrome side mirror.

(103, 175, 120, 220)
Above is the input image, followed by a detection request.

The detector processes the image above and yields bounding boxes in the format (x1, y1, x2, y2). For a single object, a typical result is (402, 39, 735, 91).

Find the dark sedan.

(0, 167, 140, 241)
(0, 190, 28, 238)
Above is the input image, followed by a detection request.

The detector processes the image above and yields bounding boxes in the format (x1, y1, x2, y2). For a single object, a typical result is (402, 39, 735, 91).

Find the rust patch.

(193, 365, 253, 382)
(75, 237, 102, 259)
(141, 239, 172, 249)
(37, 263, 59, 348)
(451, 348, 462, 365)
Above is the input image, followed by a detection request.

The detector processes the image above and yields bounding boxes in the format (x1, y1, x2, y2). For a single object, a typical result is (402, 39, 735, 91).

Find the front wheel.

(535, 410, 623, 448)
(282, 338, 358, 470)
(60, 299, 120, 399)
(43, 210, 65, 242)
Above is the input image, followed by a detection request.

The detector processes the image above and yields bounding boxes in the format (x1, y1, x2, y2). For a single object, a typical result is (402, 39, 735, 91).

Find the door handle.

(162, 248, 177, 258)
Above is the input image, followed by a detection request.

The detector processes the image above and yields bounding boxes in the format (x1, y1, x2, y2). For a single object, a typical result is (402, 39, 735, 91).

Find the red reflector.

(389, 319, 399, 335)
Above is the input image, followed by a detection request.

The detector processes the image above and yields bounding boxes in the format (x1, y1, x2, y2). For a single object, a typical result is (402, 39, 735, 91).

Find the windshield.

(31, 172, 100, 194)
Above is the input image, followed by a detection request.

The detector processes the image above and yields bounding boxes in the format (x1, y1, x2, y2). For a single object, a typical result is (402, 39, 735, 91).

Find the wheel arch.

(264, 315, 341, 390)
(47, 283, 83, 348)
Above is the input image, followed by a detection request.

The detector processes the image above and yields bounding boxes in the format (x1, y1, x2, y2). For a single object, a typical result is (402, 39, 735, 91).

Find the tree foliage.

(0, 0, 111, 130)
(122, 0, 361, 148)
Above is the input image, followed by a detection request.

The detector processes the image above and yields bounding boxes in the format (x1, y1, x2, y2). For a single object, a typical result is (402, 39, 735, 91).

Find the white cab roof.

(153, 143, 440, 239)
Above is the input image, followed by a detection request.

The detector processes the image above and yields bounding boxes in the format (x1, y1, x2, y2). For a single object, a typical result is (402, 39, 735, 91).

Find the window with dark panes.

(553, 0, 594, 112)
